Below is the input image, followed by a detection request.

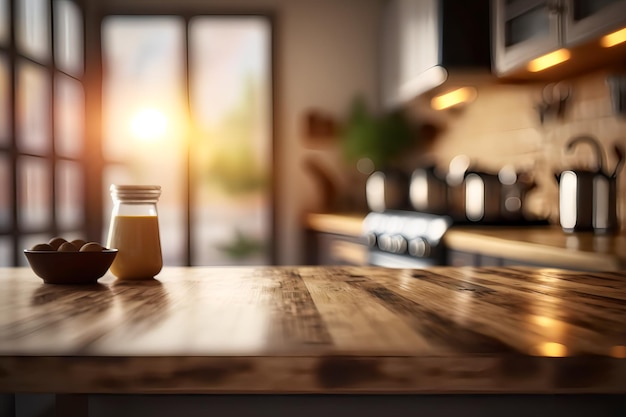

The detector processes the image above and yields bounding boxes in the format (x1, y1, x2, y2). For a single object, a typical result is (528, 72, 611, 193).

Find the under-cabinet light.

(527, 49, 571, 72)
(430, 87, 477, 110)
(601, 27, 626, 48)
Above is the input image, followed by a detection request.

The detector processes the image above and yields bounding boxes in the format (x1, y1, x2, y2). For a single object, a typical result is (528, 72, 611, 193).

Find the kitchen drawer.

(306, 231, 368, 266)
(446, 250, 479, 267)
(447, 250, 505, 267)
(448, 248, 596, 270)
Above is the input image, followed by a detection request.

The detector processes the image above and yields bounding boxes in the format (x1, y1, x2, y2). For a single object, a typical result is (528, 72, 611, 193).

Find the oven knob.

(378, 234, 392, 252)
(408, 238, 431, 258)
(365, 233, 377, 248)
(392, 235, 408, 254)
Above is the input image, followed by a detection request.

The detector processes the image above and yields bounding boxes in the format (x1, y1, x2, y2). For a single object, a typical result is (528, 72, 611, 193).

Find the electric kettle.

(555, 135, 623, 233)
(365, 168, 410, 213)
(410, 165, 448, 214)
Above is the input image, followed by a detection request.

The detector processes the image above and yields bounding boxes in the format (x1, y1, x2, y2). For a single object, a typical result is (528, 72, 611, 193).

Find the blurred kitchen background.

(1, 0, 626, 268)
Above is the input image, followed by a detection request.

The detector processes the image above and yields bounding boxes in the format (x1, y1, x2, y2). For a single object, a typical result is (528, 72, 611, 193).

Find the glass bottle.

(106, 185, 163, 280)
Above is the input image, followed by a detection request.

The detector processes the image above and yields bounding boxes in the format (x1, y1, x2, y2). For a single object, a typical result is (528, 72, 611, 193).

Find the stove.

(362, 210, 453, 268)
(363, 210, 550, 268)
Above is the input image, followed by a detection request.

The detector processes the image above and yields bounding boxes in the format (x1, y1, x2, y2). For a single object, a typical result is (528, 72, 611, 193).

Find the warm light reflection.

(600, 27, 626, 47)
(565, 235, 580, 250)
(535, 269, 562, 283)
(527, 49, 571, 72)
(534, 342, 568, 357)
(531, 315, 558, 328)
(431, 87, 477, 110)
(611, 345, 626, 358)
(130, 108, 168, 141)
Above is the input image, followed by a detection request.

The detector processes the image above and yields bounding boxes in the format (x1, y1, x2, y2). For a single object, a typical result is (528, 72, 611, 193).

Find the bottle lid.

(110, 185, 161, 202)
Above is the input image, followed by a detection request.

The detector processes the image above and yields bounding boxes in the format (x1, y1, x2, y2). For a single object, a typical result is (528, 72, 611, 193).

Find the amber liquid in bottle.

(107, 215, 162, 279)
(106, 185, 163, 280)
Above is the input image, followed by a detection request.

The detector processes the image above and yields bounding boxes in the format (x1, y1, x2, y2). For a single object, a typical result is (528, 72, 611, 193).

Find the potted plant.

(339, 97, 420, 211)
(340, 97, 417, 171)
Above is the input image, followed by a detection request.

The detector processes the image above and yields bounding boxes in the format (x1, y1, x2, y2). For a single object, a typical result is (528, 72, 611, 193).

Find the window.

(0, 3, 274, 267)
(0, 0, 85, 266)
(102, 15, 273, 266)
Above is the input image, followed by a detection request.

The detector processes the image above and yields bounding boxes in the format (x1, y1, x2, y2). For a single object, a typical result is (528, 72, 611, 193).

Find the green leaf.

(340, 97, 417, 170)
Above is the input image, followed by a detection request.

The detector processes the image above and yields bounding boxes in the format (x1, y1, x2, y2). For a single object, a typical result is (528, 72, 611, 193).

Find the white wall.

(89, 0, 382, 265)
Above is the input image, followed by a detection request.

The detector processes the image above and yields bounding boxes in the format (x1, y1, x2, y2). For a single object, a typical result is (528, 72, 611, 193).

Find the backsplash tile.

(408, 68, 626, 229)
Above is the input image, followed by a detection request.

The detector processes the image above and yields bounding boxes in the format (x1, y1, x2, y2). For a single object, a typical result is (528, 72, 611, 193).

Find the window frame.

(96, 9, 277, 266)
(0, 0, 87, 266)
(0, 1, 278, 266)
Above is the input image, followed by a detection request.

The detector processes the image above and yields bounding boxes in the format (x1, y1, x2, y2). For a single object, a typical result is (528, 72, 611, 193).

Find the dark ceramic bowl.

(23, 249, 118, 284)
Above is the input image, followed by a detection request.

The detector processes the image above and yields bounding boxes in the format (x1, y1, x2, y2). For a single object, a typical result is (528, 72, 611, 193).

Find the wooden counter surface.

(304, 213, 626, 271)
(304, 212, 366, 237)
(445, 226, 626, 271)
(0, 266, 625, 395)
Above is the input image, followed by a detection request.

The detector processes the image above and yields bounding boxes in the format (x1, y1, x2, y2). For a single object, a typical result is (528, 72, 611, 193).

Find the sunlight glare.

(130, 108, 168, 141)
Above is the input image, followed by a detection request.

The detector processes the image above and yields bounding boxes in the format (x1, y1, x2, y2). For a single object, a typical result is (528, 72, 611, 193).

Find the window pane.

(56, 159, 84, 230)
(573, 0, 620, 20)
(0, 55, 9, 145)
(0, 0, 8, 45)
(189, 17, 272, 266)
(17, 0, 50, 61)
(55, 75, 84, 157)
(0, 237, 11, 266)
(18, 156, 51, 230)
(17, 61, 50, 154)
(505, 5, 550, 47)
(0, 154, 10, 229)
(102, 17, 186, 266)
(54, 0, 83, 75)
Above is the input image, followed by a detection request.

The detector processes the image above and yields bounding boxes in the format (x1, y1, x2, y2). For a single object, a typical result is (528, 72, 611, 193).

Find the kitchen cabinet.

(447, 248, 568, 269)
(381, 0, 439, 107)
(307, 232, 368, 266)
(381, 0, 491, 107)
(564, 0, 626, 47)
(304, 213, 368, 266)
(493, 0, 626, 76)
(492, 0, 562, 76)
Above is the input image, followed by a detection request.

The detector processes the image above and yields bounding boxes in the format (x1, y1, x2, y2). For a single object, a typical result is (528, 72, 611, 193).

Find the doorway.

(101, 15, 273, 266)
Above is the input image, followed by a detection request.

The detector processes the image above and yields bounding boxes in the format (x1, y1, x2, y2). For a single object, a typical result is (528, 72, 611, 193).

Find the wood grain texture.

(0, 266, 625, 394)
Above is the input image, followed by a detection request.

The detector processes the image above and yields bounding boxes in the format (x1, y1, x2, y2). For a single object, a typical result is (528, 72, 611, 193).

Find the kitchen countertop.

(305, 212, 366, 237)
(305, 213, 626, 270)
(445, 226, 626, 270)
(1, 266, 625, 394)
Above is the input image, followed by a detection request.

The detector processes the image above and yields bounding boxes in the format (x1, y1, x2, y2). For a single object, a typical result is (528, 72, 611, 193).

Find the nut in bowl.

(24, 237, 118, 284)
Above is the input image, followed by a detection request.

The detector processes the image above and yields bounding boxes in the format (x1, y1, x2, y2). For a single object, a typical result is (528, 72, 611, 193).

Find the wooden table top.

(1, 266, 625, 394)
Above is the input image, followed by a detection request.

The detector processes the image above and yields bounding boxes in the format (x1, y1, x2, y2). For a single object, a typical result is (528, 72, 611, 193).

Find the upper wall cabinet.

(381, 0, 491, 108)
(381, 0, 439, 108)
(564, 0, 626, 46)
(493, 0, 626, 77)
(492, 0, 561, 75)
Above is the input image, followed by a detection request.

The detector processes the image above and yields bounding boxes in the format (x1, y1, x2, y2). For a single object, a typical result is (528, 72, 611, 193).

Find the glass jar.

(106, 185, 163, 280)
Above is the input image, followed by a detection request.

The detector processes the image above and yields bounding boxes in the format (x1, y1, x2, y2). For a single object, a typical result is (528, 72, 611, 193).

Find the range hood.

(383, 0, 493, 107)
